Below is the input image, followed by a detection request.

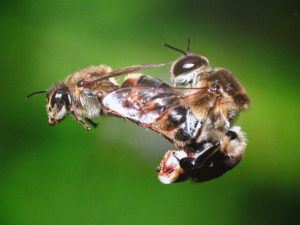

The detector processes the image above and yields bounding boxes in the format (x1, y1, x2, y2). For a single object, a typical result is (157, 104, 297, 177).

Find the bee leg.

(70, 111, 91, 130)
(179, 141, 220, 171)
(85, 118, 98, 128)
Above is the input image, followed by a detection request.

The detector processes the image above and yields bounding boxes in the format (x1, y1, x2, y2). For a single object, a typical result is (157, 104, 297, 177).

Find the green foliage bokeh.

(0, 0, 299, 224)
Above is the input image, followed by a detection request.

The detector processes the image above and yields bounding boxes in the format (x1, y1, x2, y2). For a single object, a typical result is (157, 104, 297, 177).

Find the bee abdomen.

(122, 75, 168, 88)
(161, 107, 187, 131)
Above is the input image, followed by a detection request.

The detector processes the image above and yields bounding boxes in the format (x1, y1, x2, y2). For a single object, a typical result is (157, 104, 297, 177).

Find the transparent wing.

(103, 87, 182, 123)
(102, 76, 209, 124)
(79, 63, 169, 87)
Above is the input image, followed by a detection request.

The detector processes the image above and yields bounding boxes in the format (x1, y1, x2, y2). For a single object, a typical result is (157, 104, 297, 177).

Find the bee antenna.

(164, 43, 187, 55)
(26, 90, 47, 99)
(186, 37, 191, 54)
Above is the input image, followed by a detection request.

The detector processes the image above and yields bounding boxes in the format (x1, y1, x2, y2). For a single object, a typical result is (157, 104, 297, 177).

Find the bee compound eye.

(172, 55, 209, 76)
(55, 91, 63, 100)
(50, 90, 67, 108)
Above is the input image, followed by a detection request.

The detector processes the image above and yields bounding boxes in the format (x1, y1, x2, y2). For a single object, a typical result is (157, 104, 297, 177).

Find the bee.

(101, 39, 250, 183)
(27, 63, 166, 130)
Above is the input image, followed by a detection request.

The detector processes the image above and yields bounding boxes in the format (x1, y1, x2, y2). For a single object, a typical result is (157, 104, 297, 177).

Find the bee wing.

(80, 63, 169, 86)
(102, 76, 208, 124)
(103, 88, 182, 124)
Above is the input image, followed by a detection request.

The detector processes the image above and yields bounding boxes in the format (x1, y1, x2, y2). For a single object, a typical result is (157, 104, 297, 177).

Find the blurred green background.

(1, 0, 299, 224)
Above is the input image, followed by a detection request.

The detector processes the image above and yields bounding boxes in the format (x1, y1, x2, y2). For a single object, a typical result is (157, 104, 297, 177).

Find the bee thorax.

(78, 93, 102, 118)
(171, 70, 199, 87)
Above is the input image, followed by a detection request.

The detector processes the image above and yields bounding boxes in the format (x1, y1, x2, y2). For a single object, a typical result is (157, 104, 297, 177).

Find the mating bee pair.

(28, 40, 250, 184)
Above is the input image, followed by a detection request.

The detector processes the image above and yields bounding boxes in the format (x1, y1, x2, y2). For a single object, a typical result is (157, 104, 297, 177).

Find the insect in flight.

(101, 39, 251, 183)
(27, 63, 167, 130)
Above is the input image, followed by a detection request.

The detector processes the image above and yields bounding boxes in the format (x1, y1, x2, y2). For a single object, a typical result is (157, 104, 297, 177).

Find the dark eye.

(54, 92, 63, 101)
(172, 55, 209, 76)
(50, 91, 64, 107)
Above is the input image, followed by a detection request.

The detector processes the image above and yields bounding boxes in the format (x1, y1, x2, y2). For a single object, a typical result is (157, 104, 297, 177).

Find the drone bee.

(101, 39, 250, 183)
(27, 63, 166, 130)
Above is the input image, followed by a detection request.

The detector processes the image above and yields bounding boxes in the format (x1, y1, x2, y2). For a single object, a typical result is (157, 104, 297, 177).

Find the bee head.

(164, 38, 210, 87)
(46, 83, 71, 125)
(27, 83, 72, 126)
(171, 55, 209, 76)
